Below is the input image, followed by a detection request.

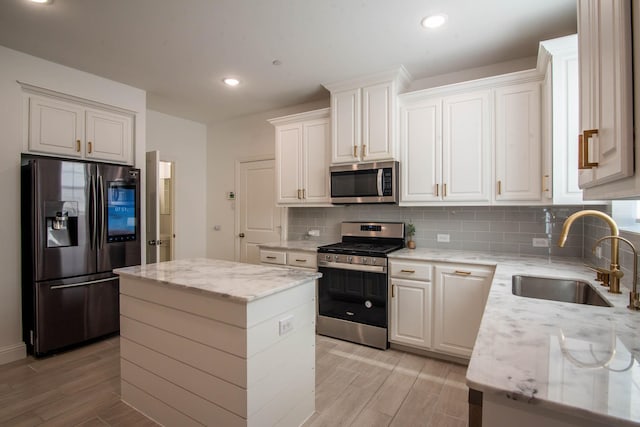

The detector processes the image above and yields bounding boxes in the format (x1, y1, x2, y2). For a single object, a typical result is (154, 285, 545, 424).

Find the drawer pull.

(392, 284, 395, 298)
(400, 269, 416, 273)
(266, 256, 277, 260)
(454, 270, 471, 276)
(295, 259, 307, 262)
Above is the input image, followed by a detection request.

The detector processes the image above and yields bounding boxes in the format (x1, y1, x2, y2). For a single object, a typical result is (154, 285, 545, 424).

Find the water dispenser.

(45, 201, 78, 248)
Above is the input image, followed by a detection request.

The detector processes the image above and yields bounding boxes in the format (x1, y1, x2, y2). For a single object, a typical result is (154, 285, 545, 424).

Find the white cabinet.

(400, 89, 491, 203)
(577, 0, 633, 190)
(494, 81, 542, 202)
(26, 92, 134, 165)
(433, 264, 493, 358)
(269, 108, 331, 206)
(324, 68, 410, 164)
(388, 261, 433, 349)
(259, 248, 317, 270)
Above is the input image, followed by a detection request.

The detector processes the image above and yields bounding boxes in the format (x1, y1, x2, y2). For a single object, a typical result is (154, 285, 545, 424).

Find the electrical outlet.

(532, 238, 549, 248)
(278, 315, 294, 336)
(308, 229, 320, 237)
(595, 246, 602, 259)
(437, 234, 450, 243)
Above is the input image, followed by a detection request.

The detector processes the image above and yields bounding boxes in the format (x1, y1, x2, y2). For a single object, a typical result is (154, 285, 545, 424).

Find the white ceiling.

(0, 0, 576, 124)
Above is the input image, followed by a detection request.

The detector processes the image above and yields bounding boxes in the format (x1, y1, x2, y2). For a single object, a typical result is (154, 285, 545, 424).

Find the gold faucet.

(593, 235, 640, 310)
(558, 210, 622, 294)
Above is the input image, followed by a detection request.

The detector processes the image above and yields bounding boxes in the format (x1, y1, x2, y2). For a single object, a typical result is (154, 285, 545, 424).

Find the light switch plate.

(532, 238, 549, 247)
(437, 234, 450, 243)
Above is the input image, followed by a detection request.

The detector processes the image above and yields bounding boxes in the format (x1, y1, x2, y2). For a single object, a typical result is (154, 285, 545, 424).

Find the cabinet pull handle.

(361, 144, 366, 158)
(454, 270, 472, 276)
(435, 183, 439, 197)
(443, 183, 447, 197)
(87, 141, 93, 154)
(497, 180, 502, 195)
(579, 129, 599, 169)
(392, 284, 395, 298)
(297, 189, 301, 199)
(353, 145, 358, 158)
(76, 139, 81, 152)
(295, 259, 307, 262)
(542, 174, 549, 192)
(400, 269, 415, 273)
(302, 188, 306, 199)
(266, 256, 276, 259)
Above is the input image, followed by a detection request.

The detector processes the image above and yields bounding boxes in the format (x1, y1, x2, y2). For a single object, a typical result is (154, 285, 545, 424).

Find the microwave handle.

(377, 169, 383, 196)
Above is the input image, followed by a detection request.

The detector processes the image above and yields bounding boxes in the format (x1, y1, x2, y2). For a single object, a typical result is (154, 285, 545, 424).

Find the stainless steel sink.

(512, 275, 613, 307)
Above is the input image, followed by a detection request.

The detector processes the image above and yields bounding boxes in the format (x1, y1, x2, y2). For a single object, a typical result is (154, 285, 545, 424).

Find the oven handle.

(319, 262, 386, 274)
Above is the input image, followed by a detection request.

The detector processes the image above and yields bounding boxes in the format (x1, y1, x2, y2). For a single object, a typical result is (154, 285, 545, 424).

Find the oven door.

(317, 265, 387, 328)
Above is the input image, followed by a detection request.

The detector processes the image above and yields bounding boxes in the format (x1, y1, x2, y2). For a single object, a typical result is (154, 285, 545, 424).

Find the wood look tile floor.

(0, 335, 468, 426)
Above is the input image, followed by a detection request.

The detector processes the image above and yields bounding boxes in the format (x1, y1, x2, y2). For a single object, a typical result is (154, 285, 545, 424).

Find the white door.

(237, 159, 284, 264)
(494, 81, 542, 201)
(389, 278, 431, 349)
(433, 265, 493, 357)
(145, 151, 160, 264)
(442, 90, 491, 202)
(400, 98, 442, 202)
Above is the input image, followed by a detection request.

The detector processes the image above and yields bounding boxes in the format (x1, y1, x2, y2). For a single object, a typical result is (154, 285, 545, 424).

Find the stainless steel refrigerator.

(21, 156, 141, 356)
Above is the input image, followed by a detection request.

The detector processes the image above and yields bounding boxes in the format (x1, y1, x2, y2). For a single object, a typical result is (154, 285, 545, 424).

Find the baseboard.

(0, 342, 26, 365)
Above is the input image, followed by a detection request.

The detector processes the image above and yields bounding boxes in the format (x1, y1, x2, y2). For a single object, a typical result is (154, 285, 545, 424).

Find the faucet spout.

(558, 210, 621, 293)
(594, 235, 639, 310)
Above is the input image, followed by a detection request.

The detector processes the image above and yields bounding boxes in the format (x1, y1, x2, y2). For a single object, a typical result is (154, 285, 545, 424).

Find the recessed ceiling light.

(30, 0, 53, 4)
(421, 14, 447, 29)
(223, 77, 240, 87)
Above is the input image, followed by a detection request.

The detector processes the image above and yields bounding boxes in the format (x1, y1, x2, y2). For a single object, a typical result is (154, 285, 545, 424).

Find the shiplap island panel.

(115, 258, 321, 427)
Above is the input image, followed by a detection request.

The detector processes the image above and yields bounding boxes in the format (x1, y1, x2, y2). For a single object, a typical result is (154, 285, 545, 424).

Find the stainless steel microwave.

(330, 161, 399, 204)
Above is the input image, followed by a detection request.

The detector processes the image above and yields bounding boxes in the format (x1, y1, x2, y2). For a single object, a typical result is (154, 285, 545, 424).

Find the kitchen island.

(114, 258, 321, 427)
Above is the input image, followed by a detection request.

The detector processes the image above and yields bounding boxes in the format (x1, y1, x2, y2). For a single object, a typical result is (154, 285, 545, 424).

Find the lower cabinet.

(433, 264, 493, 358)
(389, 259, 494, 359)
(259, 248, 317, 270)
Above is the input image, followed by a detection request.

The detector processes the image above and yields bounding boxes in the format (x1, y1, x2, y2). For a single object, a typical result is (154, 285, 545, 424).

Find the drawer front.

(287, 251, 317, 269)
(260, 250, 287, 265)
(390, 261, 432, 281)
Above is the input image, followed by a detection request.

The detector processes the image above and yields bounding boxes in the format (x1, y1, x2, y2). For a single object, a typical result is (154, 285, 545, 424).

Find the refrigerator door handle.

(50, 276, 118, 290)
(98, 175, 105, 249)
(89, 174, 97, 250)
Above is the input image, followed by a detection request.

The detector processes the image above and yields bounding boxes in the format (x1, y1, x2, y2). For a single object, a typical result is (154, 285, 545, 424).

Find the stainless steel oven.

(317, 222, 404, 349)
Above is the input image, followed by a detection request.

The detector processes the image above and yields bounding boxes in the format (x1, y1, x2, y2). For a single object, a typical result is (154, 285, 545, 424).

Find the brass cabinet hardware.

(497, 180, 502, 195)
(454, 270, 472, 276)
(353, 145, 358, 158)
(88, 141, 93, 154)
(297, 189, 302, 199)
(579, 129, 599, 169)
(76, 139, 81, 152)
(392, 284, 395, 298)
(302, 188, 306, 199)
(542, 174, 550, 192)
(266, 256, 276, 259)
(400, 269, 416, 273)
(295, 259, 307, 262)
(443, 183, 447, 197)
(435, 183, 439, 197)
(361, 144, 366, 158)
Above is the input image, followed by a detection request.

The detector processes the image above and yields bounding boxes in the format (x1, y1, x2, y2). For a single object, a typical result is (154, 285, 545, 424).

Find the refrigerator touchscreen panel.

(107, 183, 137, 242)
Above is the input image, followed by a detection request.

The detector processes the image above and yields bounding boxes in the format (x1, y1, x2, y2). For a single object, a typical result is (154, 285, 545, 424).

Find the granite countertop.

(114, 258, 321, 303)
(258, 240, 333, 252)
(390, 248, 640, 426)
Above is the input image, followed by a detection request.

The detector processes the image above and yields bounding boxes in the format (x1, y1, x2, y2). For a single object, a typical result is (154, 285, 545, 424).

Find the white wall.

(147, 110, 207, 259)
(206, 99, 329, 261)
(0, 45, 146, 364)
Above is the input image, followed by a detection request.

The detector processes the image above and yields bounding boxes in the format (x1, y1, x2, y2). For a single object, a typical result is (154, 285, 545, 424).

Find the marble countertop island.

(389, 248, 640, 427)
(115, 257, 321, 303)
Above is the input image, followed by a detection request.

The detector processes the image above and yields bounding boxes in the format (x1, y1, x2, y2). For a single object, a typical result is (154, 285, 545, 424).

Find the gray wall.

(288, 205, 608, 258)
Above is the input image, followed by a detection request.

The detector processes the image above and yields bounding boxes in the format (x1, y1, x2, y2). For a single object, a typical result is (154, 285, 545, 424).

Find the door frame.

(234, 156, 288, 262)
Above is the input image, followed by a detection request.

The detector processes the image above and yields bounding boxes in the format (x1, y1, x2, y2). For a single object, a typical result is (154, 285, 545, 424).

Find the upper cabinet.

(269, 108, 331, 206)
(24, 85, 135, 165)
(577, 0, 633, 190)
(324, 68, 411, 164)
(399, 70, 543, 206)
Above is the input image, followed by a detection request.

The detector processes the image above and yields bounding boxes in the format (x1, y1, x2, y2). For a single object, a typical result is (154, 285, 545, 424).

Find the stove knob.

(362, 257, 368, 264)
(347, 256, 353, 263)
(372, 258, 377, 265)
(325, 255, 331, 261)
(334, 255, 339, 262)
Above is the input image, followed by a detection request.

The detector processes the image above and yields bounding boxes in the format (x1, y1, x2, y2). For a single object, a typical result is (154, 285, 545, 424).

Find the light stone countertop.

(258, 240, 334, 252)
(389, 248, 640, 426)
(114, 258, 321, 303)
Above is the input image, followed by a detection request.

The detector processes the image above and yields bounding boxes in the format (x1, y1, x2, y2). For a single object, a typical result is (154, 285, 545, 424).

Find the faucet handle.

(585, 264, 611, 286)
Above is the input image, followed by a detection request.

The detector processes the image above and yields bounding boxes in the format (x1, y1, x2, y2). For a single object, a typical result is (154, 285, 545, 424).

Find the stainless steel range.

(317, 221, 405, 350)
